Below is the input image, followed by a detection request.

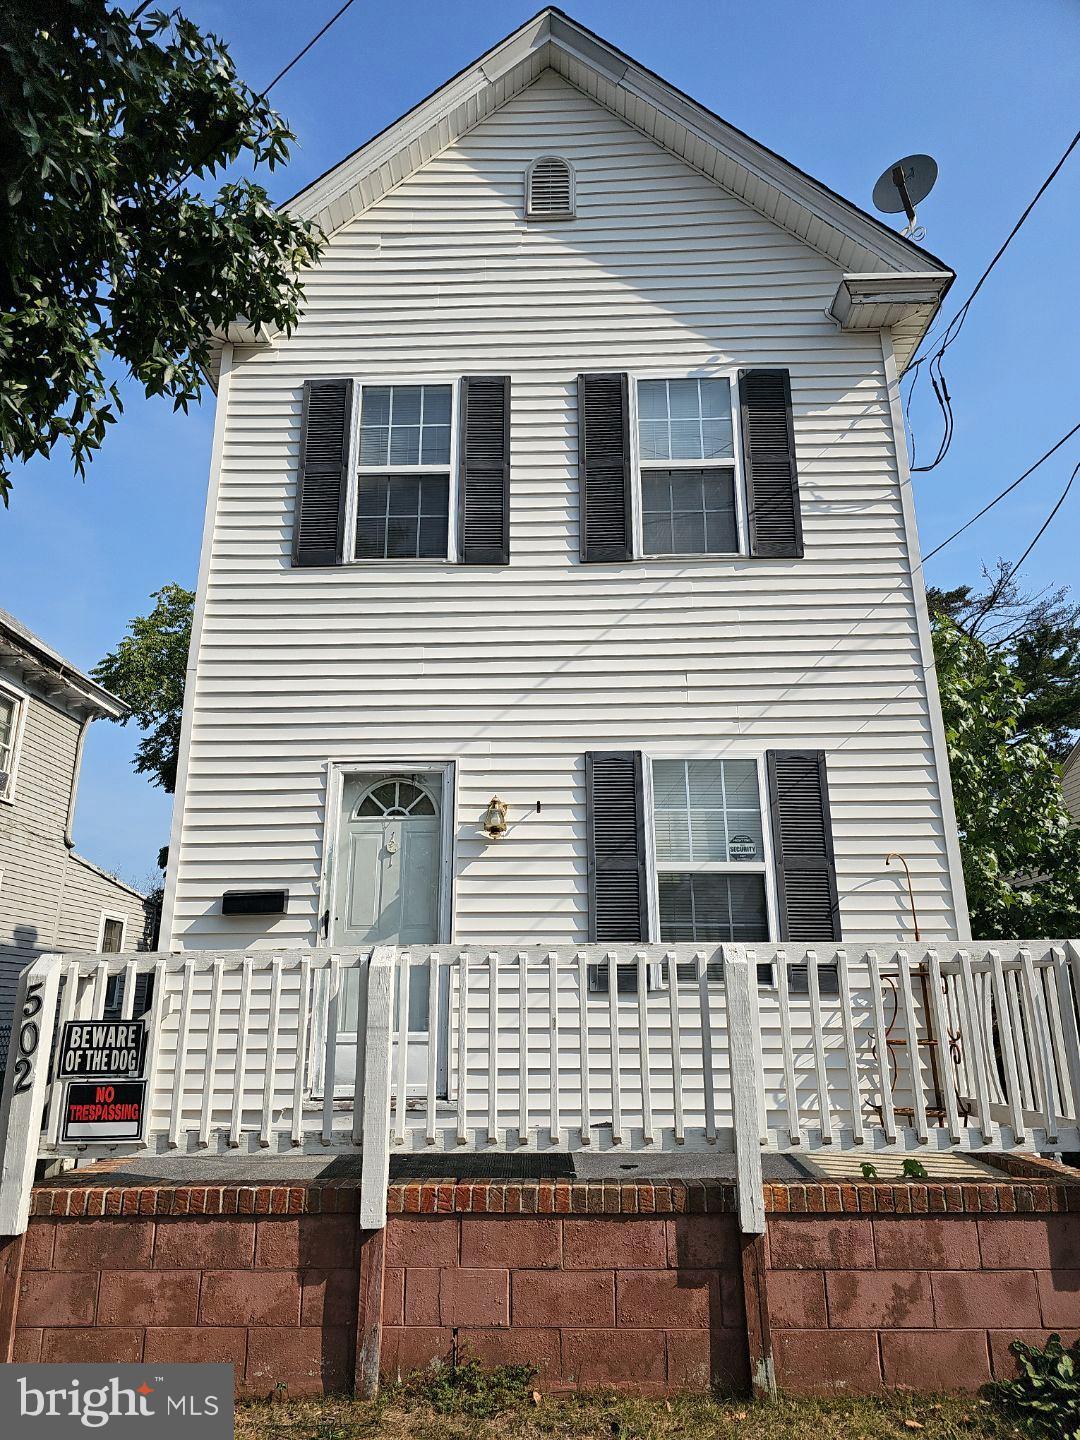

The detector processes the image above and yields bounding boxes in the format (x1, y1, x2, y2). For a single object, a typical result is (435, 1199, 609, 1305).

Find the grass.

(236, 1384, 1027, 1440)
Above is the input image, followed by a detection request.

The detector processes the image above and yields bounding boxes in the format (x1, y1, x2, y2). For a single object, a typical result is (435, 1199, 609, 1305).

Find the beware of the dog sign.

(57, 1020, 147, 1080)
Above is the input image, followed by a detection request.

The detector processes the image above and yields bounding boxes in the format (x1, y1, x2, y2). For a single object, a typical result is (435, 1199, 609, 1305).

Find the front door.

(331, 774, 443, 1092)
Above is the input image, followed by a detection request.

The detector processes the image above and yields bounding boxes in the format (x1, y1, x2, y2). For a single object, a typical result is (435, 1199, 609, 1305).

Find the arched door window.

(354, 776, 437, 819)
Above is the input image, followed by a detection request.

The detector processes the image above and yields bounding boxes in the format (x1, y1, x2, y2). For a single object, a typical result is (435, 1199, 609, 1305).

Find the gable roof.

(277, 7, 951, 370)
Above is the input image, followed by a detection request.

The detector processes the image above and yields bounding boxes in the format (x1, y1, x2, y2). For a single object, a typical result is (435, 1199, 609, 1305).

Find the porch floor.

(39, 1148, 1006, 1188)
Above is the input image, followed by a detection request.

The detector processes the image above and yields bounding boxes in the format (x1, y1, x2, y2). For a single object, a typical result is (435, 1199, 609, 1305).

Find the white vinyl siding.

(0, 685, 151, 1014)
(166, 69, 963, 950)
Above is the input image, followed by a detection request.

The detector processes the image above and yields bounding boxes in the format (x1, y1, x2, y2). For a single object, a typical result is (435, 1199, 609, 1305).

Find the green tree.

(92, 582, 193, 795)
(0, 1, 322, 500)
(932, 613, 1080, 938)
(928, 562, 1080, 761)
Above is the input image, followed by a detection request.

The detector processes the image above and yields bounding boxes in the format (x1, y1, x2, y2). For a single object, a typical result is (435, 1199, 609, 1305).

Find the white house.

(160, 5, 969, 1055)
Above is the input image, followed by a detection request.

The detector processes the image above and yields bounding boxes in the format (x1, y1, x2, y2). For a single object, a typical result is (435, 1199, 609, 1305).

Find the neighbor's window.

(637, 378, 738, 556)
(101, 915, 126, 953)
(0, 690, 22, 800)
(652, 759, 769, 943)
(355, 384, 453, 559)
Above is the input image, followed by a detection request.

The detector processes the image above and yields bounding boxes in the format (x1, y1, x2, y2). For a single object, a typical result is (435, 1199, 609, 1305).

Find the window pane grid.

(653, 760, 763, 865)
(658, 873, 768, 944)
(638, 378, 733, 463)
(359, 384, 452, 469)
(356, 474, 449, 559)
(641, 468, 737, 556)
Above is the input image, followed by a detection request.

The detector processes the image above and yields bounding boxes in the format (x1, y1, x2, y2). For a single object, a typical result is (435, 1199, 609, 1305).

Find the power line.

(904, 125, 1080, 475)
(905, 125, 1080, 379)
(921, 420, 1080, 562)
(1007, 460, 1080, 587)
(261, 0, 359, 97)
(165, 0, 360, 197)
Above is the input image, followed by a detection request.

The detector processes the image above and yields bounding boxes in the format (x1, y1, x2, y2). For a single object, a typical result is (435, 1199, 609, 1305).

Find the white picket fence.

(1, 941, 1078, 1236)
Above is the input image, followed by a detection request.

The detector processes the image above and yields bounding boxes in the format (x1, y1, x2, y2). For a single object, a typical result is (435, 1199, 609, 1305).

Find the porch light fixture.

(480, 796, 509, 838)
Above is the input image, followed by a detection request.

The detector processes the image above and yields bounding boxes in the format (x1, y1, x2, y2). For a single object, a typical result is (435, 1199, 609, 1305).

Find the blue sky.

(3, 0, 1078, 887)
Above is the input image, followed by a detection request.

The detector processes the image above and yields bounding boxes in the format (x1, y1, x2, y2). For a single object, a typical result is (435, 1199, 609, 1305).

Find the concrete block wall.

(12, 1205, 360, 1395)
(768, 1210, 1080, 1393)
(4, 1165, 1080, 1397)
(380, 1212, 748, 1392)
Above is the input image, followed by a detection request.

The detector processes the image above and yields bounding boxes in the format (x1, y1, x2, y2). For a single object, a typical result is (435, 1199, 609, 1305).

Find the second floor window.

(637, 378, 738, 557)
(355, 383, 453, 559)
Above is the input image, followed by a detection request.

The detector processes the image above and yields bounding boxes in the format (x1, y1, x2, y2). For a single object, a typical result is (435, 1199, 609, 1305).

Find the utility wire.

(904, 125, 1080, 475)
(921, 420, 1080, 562)
(1006, 460, 1080, 587)
(905, 125, 1080, 379)
(164, 0, 360, 197)
(260, 0, 359, 96)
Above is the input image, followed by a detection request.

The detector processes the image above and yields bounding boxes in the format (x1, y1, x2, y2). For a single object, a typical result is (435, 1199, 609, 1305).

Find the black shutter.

(578, 373, 632, 562)
(766, 750, 841, 942)
(459, 375, 511, 564)
(586, 751, 648, 943)
(739, 369, 803, 558)
(292, 379, 353, 567)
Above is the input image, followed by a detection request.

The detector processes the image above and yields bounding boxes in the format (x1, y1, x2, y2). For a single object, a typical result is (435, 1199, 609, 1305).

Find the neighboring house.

(160, 5, 970, 1038)
(0, 608, 154, 1017)
(1064, 739, 1080, 825)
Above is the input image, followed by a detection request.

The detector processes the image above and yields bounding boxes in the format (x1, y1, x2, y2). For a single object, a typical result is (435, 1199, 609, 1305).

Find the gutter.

(64, 715, 92, 849)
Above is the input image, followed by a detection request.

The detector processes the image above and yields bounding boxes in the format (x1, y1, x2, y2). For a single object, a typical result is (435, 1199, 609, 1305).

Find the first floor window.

(0, 690, 21, 799)
(637, 378, 739, 557)
(652, 758, 769, 943)
(355, 383, 453, 559)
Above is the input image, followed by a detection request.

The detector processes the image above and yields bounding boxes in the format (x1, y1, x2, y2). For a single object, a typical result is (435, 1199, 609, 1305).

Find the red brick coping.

(27, 1169, 1080, 1222)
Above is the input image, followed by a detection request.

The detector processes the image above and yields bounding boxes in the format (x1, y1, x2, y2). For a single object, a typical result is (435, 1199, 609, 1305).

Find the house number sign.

(9, 978, 44, 1096)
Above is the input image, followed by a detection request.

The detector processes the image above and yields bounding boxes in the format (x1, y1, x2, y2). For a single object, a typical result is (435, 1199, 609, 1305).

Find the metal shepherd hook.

(885, 852, 921, 941)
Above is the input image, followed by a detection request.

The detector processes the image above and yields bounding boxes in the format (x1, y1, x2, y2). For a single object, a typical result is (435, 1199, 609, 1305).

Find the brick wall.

(768, 1212, 1080, 1393)
(381, 1212, 748, 1393)
(5, 1170, 1080, 1397)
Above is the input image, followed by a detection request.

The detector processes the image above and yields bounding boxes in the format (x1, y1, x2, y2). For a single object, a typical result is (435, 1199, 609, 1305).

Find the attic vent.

(527, 156, 574, 218)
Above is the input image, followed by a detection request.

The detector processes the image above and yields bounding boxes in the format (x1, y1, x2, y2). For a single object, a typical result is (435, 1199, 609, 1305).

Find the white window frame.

(628, 370, 748, 560)
(643, 752, 778, 946)
(345, 376, 460, 564)
(0, 678, 28, 805)
(97, 910, 128, 954)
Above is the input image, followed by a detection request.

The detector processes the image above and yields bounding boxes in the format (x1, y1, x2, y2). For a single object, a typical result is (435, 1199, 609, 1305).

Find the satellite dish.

(872, 154, 938, 240)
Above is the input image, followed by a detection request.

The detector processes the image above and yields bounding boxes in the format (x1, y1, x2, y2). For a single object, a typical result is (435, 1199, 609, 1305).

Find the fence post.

(726, 948, 766, 1235)
(359, 947, 396, 1230)
(0, 955, 62, 1235)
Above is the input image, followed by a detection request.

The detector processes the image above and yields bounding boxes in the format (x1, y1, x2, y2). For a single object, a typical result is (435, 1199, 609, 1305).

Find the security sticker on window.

(2, 1364, 233, 1437)
(728, 833, 758, 860)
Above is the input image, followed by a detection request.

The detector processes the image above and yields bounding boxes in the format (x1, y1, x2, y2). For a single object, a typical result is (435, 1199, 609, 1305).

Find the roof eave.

(0, 624, 128, 720)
